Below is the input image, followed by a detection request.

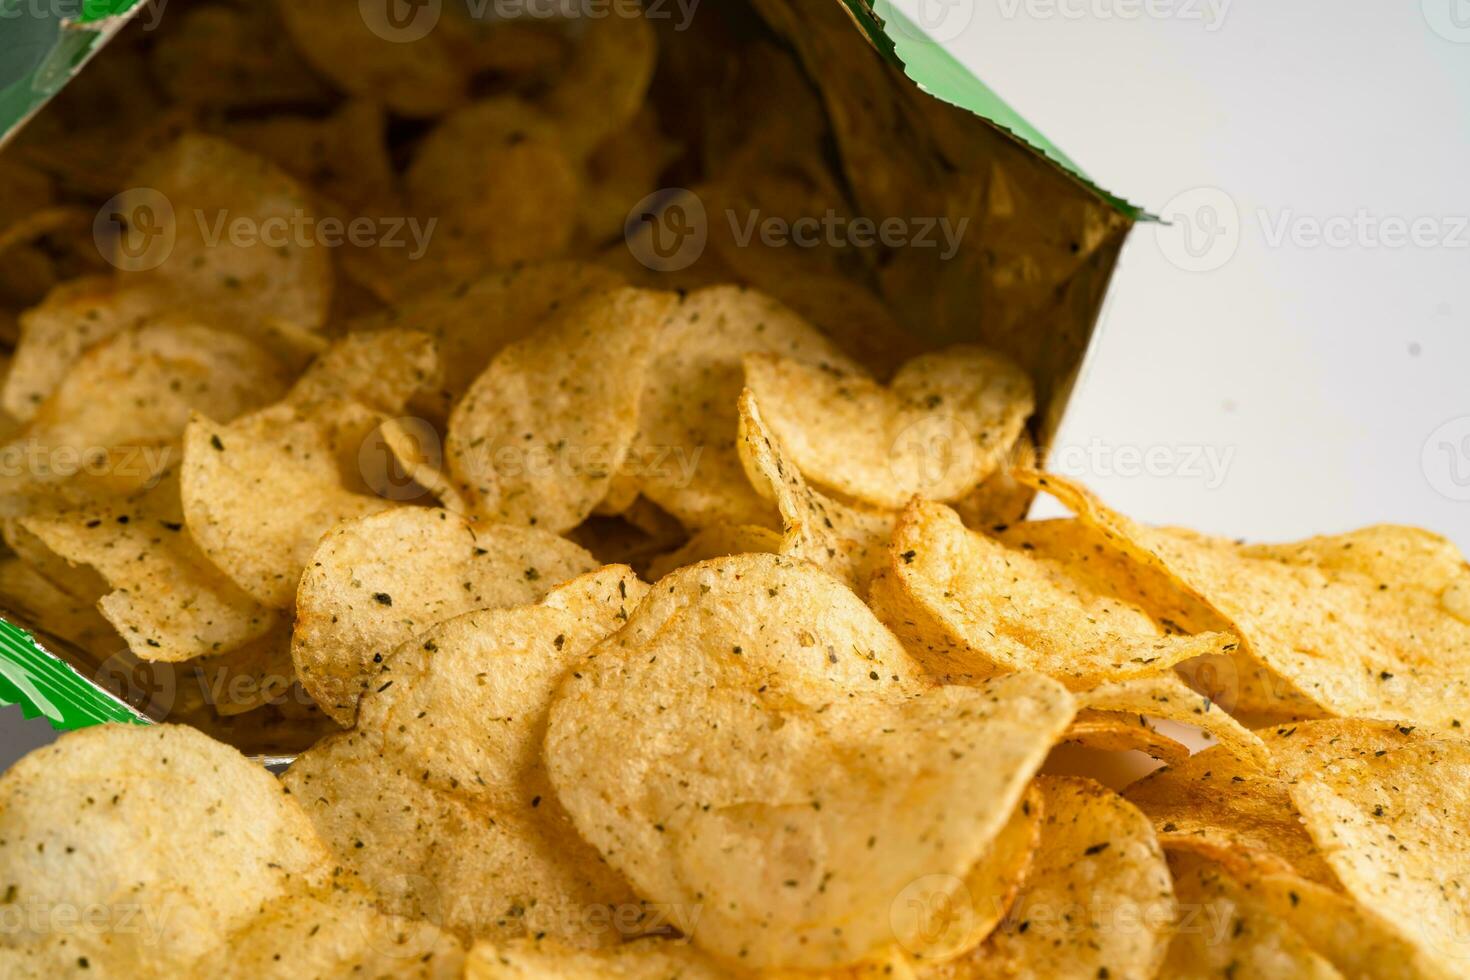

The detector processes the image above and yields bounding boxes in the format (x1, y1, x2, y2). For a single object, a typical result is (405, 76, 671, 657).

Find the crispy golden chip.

(1078, 674, 1270, 769)
(870, 501, 1237, 689)
(349, 261, 626, 416)
(1160, 859, 1341, 979)
(293, 507, 598, 724)
(407, 99, 581, 272)
(930, 777, 1176, 980)
(119, 134, 334, 340)
(634, 286, 862, 529)
(288, 329, 440, 415)
(742, 346, 1033, 509)
(2, 276, 173, 421)
(447, 287, 676, 533)
(0, 556, 118, 659)
(286, 568, 650, 946)
(644, 523, 783, 582)
(464, 937, 732, 979)
(1260, 722, 1470, 975)
(543, 12, 658, 157)
(546, 553, 1074, 969)
(370, 415, 467, 512)
(0, 322, 289, 510)
(181, 400, 396, 609)
(1122, 744, 1336, 887)
(950, 435, 1039, 532)
(190, 620, 298, 717)
(1062, 709, 1192, 767)
(737, 389, 894, 593)
(1022, 471, 1470, 724)
(19, 470, 276, 662)
(0, 724, 463, 976)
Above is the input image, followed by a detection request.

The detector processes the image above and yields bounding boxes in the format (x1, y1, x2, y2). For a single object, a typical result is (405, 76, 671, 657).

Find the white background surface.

(894, 0, 1470, 550)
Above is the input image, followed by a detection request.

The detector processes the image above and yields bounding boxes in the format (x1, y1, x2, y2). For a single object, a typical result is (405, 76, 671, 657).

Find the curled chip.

(286, 328, 439, 415)
(118, 134, 334, 342)
(870, 501, 1238, 688)
(19, 469, 276, 662)
(0, 322, 289, 511)
(545, 553, 1074, 969)
(447, 287, 677, 533)
(930, 777, 1176, 980)
(644, 523, 783, 582)
(1160, 858, 1340, 979)
(286, 568, 649, 946)
(1077, 674, 1270, 769)
(0, 724, 464, 976)
(181, 400, 396, 609)
(1123, 743, 1336, 886)
(737, 389, 894, 594)
(633, 286, 863, 530)
(1022, 470, 1470, 724)
(293, 507, 598, 725)
(1062, 709, 1192, 767)
(1263, 720, 1470, 976)
(347, 261, 625, 416)
(0, 555, 117, 659)
(742, 345, 1033, 509)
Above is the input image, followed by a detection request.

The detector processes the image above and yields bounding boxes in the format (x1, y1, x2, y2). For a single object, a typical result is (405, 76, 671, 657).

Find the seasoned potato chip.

(1078, 674, 1270, 769)
(546, 554, 1074, 969)
(119, 134, 334, 340)
(181, 400, 396, 608)
(0, 724, 463, 976)
(1160, 859, 1341, 979)
(19, 470, 276, 662)
(293, 507, 598, 724)
(1123, 744, 1336, 886)
(737, 389, 895, 593)
(190, 620, 298, 717)
(1022, 471, 1470, 724)
(644, 523, 783, 582)
(580, 107, 682, 245)
(464, 937, 731, 979)
(930, 777, 1175, 980)
(0, 322, 289, 510)
(447, 287, 676, 533)
(1262, 721, 1470, 975)
(634, 286, 862, 529)
(286, 568, 649, 946)
(950, 434, 1039, 532)
(151, 1, 331, 110)
(871, 501, 1237, 689)
(0, 556, 118, 660)
(349, 261, 625, 416)
(2, 276, 173, 421)
(543, 12, 658, 157)
(1062, 709, 1192, 767)
(743, 346, 1033, 509)
(288, 328, 439, 415)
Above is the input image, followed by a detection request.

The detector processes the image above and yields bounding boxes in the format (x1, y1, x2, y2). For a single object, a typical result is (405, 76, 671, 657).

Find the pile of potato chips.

(0, 1, 1466, 977)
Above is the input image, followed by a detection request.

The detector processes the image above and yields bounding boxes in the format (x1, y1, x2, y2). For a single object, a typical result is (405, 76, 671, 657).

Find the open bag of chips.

(0, 1, 1466, 977)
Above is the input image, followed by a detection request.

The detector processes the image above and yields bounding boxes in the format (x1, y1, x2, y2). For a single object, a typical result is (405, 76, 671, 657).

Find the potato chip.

(1122, 744, 1336, 887)
(371, 415, 467, 512)
(543, 12, 658, 157)
(1261, 721, 1470, 975)
(464, 937, 732, 979)
(1160, 859, 1341, 979)
(288, 328, 440, 415)
(2, 276, 175, 421)
(580, 107, 683, 245)
(0, 724, 463, 976)
(274, 0, 467, 117)
(743, 346, 1033, 509)
(0, 556, 118, 660)
(1021, 471, 1470, 724)
(545, 553, 1074, 969)
(633, 286, 863, 530)
(737, 389, 895, 593)
(292, 507, 598, 724)
(644, 523, 783, 582)
(447, 287, 676, 533)
(1078, 674, 1270, 769)
(871, 501, 1238, 689)
(181, 400, 397, 609)
(949, 435, 1039, 532)
(286, 568, 650, 946)
(406, 99, 582, 272)
(19, 469, 277, 662)
(151, 1, 332, 110)
(929, 777, 1176, 980)
(349, 261, 625, 417)
(1062, 709, 1192, 767)
(190, 620, 299, 717)
(119, 134, 334, 340)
